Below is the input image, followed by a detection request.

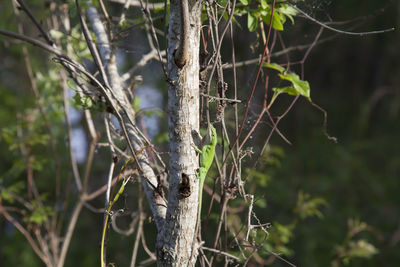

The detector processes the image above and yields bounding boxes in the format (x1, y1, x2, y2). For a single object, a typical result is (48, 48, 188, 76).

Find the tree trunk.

(156, 0, 203, 265)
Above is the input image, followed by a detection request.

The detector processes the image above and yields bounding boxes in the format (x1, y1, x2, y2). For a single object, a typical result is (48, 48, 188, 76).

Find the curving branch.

(0, 206, 50, 266)
(84, 2, 167, 231)
(293, 5, 395, 36)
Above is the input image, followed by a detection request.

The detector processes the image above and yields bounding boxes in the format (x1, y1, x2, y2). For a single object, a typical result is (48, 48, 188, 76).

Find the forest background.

(0, 0, 399, 266)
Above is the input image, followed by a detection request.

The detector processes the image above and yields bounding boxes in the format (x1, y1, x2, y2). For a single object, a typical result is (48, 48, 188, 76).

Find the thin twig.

(98, 0, 112, 27)
(13, 1, 63, 203)
(57, 200, 84, 267)
(138, 0, 169, 80)
(200, 93, 241, 103)
(101, 115, 117, 266)
(15, 0, 54, 45)
(84, 4, 167, 230)
(205, 0, 237, 101)
(111, 211, 139, 236)
(0, 207, 49, 266)
(129, 213, 144, 267)
(140, 228, 157, 260)
(202, 247, 241, 262)
(209, 193, 230, 263)
(121, 49, 160, 82)
(293, 5, 394, 36)
(244, 96, 300, 183)
(62, 76, 83, 191)
(104, 116, 117, 206)
(221, 0, 275, 169)
(242, 243, 297, 267)
(76, 0, 110, 86)
(116, 0, 133, 27)
(0, 29, 66, 59)
(0, 186, 33, 210)
(85, 175, 122, 201)
(245, 194, 254, 241)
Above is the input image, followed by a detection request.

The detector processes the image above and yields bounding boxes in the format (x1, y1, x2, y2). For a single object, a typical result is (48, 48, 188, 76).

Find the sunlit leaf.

(294, 191, 327, 219)
(260, 0, 268, 9)
(247, 12, 258, 32)
(49, 30, 64, 40)
(279, 4, 298, 24)
(264, 62, 285, 73)
(272, 86, 298, 96)
(278, 73, 311, 100)
(272, 11, 284, 30)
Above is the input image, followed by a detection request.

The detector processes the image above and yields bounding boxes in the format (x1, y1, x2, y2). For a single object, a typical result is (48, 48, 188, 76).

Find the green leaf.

(73, 94, 96, 110)
(223, 12, 229, 22)
(278, 4, 298, 24)
(247, 13, 258, 32)
(73, 93, 82, 106)
(347, 240, 378, 259)
(30, 154, 48, 171)
(264, 63, 285, 73)
(27, 204, 53, 225)
(294, 191, 327, 219)
(119, 20, 130, 30)
(278, 73, 311, 100)
(154, 132, 169, 144)
(132, 97, 141, 112)
(49, 30, 64, 40)
(92, 0, 99, 8)
(67, 78, 77, 91)
(272, 86, 298, 96)
(347, 218, 368, 238)
(275, 223, 293, 244)
(255, 198, 267, 208)
(239, 0, 249, 6)
(271, 11, 284, 30)
(279, 4, 298, 16)
(260, 0, 268, 9)
(0, 189, 13, 203)
(68, 2, 77, 18)
(250, 170, 271, 186)
(82, 96, 93, 109)
(261, 11, 284, 31)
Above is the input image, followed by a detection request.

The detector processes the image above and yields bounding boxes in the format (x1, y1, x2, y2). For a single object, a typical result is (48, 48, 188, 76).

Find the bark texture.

(88, 0, 204, 265)
(156, 0, 203, 265)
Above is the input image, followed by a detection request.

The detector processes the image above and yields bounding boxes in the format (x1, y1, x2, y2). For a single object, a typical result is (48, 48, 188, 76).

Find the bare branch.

(129, 212, 144, 267)
(57, 200, 84, 267)
(200, 93, 241, 103)
(121, 49, 160, 82)
(62, 76, 83, 191)
(293, 5, 395, 36)
(0, 29, 65, 57)
(0, 206, 50, 266)
(201, 247, 241, 262)
(15, 0, 54, 45)
(138, 0, 169, 80)
(85, 2, 167, 230)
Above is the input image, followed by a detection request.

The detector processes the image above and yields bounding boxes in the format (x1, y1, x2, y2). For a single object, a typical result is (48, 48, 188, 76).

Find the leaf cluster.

(236, 0, 298, 32)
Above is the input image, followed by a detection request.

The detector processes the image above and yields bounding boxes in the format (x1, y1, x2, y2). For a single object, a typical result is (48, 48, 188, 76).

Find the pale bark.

(86, 4, 167, 231)
(156, 0, 203, 266)
(87, 0, 204, 265)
